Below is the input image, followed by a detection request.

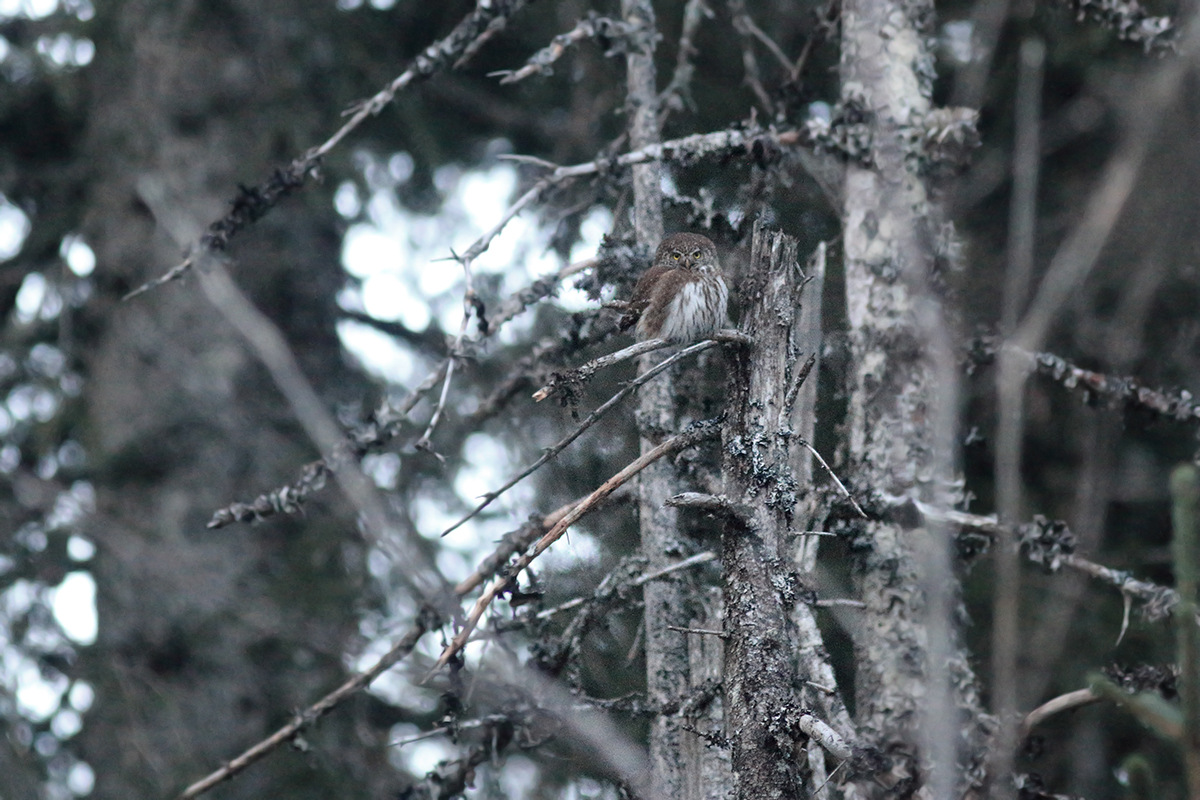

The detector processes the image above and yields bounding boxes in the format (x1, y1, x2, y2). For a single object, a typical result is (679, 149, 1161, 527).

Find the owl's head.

(655, 232, 717, 271)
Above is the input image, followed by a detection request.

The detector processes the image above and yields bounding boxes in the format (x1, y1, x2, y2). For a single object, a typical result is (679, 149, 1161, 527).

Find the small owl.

(619, 232, 729, 343)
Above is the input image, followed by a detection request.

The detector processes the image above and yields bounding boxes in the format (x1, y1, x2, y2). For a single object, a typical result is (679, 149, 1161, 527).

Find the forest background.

(1, 0, 1198, 798)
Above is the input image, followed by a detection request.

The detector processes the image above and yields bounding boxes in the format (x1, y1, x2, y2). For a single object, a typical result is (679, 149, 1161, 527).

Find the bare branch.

(495, 14, 634, 85)
(443, 339, 719, 537)
(207, 360, 448, 528)
(1066, 0, 1176, 53)
(659, 0, 713, 115)
(534, 551, 717, 619)
(533, 328, 750, 402)
(126, 0, 533, 299)
(798, 713, 854, 761)
(798, 437, 866, 519)
(180, 612, 434, 798)
(428, 419, 723, 675)
(1020, 688, 1101, 739)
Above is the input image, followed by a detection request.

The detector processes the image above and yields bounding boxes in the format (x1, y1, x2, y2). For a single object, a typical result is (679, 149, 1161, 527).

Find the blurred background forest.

(0, 0, 1197, 798)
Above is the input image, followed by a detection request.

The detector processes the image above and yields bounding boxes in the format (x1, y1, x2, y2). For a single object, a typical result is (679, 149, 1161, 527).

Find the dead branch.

(126, 0, 533, 300)
(179, 612, 434, 798)
(208, 361, 447, 528)
(428, 418, 723, 675)
(659, 0, 713, 115)
(1066, 0, 1176, 53)
(494, 13, 635, 85)
(532, 328, 751, 402)
(1020, 688, 1101, 739)
(442, 339, 719, 537)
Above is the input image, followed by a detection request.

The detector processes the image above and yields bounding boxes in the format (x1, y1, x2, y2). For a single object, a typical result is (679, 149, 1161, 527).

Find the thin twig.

(1019, 687, 1100, 739)
(797, 438, 866, 518)
(814, 598, 866, 609)
(532, 328, 751, 402)
(667, 625, 728, 638)
(495, 13, 633, 85)
(442, 340, 719, 537)
(428, 419, 723, 675)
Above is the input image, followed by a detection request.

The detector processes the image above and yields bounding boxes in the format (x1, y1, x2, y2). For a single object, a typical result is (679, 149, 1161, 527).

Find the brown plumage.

(619, 232, 729, 343)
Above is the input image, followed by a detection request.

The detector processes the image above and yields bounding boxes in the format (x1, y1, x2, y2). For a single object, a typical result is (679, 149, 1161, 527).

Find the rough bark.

(619, 0, 696, 796)
(720, 224, 813, 798)
(75, 2, 390, 797)
(840, 0, 991, 795)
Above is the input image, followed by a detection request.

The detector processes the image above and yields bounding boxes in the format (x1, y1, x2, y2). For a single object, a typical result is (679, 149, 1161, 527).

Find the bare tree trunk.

(720, 224, 818, 798)
(618, 1, 693, 796)
(840, 0, 991, 795)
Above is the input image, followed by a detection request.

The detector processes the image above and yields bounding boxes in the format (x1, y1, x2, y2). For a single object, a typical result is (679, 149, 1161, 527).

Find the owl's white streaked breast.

(650, 274, 729, 343)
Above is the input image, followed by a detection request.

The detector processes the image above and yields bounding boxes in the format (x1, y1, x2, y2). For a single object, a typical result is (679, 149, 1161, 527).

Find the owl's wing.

(619, 263, 672, 330)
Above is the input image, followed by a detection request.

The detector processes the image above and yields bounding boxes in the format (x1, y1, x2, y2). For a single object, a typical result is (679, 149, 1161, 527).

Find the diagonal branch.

(126, 0, 533, 300)
(441, 339, 720, 537)
(428, 418, 723, 674)
(179, 612, 434, 798)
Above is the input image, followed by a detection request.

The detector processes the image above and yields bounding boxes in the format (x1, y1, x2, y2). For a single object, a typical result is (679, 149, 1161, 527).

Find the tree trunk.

(619, 1, 698, 796)
(721, 223, 824, 798)
(840, 0, 991, 795)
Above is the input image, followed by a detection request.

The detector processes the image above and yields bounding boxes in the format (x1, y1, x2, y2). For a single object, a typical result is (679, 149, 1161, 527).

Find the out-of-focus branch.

(726, 0, 776, 116)
(126, 0, 533, 300)
(971, 338, 1200, 423)
(900, 498, 1181, 620)
(1020, 688, 1100, 739)
(659, 0, 713, 115)
(1066, 0, 1176, 53)
(990, 37, 1045, 789)
(180, 612, 434, 798)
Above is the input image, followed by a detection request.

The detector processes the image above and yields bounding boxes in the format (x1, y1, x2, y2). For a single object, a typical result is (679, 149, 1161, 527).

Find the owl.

(619, 232, 729, 343)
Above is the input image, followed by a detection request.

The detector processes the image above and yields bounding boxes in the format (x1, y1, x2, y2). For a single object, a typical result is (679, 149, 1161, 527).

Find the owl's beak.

(681, 255, 695, 269)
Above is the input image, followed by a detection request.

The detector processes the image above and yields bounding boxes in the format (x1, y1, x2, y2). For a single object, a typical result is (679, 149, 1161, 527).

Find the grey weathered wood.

(720, 223, 814, 798)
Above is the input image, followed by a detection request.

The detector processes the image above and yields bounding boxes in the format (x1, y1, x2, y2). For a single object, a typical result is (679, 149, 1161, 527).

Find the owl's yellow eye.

(692, 250, 701, 258)
(672, 252, 680, 260)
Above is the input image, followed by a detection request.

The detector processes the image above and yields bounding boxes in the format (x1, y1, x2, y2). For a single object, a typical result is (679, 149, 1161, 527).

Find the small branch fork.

(428, 419, 723, 675)
(126, 0, 532, 300)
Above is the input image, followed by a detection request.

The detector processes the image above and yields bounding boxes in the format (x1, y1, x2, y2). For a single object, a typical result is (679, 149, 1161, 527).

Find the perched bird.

(619, 232, 729, 343)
